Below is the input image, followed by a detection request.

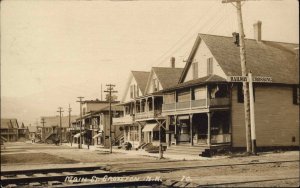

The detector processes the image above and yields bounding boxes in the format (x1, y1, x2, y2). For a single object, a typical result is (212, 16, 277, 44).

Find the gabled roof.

(144, 67, 183, 94)
(28, 126, 37, 132)
(1, 119, 19, 129)
(152, 67, 184, 89)
(42, 116, 79, 128)
(132, 71, 150, 95)
(179, 33, 299, 85)
(163, 74, 227, 92)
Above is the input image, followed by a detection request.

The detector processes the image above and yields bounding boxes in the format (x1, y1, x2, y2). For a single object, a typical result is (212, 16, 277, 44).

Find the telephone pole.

(104, 84, 117, 154)
(77, 97, 84, 149)
(57, 107, 64, 145)
(68, 104, 72, 128)
(222, 0, 251, 153)
(41, 117, 46, 142)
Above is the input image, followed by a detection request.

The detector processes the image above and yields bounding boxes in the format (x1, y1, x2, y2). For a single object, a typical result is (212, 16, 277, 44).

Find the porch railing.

(135, 110, 162, 120)
(112, 115, 134, 125)
(162, 97, 229, 112)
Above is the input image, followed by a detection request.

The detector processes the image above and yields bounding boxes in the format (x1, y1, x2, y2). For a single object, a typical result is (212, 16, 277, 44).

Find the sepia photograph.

(1, 0, 299, 187)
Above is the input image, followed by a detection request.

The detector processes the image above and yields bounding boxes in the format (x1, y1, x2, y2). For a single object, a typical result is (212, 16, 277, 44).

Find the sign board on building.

(227, 76, 272, 83)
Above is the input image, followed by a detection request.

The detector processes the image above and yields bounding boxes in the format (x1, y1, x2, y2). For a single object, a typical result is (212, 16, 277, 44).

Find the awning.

(73, 133, 80, 138)
(142, 123, 158, 132)
(73, 131, 86, 138)
(92, 132, 102, 139)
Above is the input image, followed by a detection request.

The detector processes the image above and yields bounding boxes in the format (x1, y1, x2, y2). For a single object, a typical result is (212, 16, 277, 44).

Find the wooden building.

(0, 119, 19, 142)
(113, 64, 183, 148)
(161, 28, 299, 154)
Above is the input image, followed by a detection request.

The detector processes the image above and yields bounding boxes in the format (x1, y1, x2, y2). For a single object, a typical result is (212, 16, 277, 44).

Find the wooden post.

(207, 112, 211, 147)
(248, 72, 257, 154)
(190, 114, 193, 146)
(174, 115, 177, 145)
(166, 116, 170, 147)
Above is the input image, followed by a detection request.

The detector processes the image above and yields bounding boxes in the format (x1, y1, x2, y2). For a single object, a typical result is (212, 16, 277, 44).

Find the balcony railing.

(162, 97, 229, 112)
(112, 115, 134, 125)
(135, 110, 162, 120)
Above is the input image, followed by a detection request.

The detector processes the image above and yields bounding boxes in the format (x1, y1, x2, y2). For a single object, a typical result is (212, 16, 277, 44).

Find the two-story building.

(41, 115, 78, 143)
(0, 119, 19, 142)
(113, 60, 184, 148)
(72, 99, 122, 148)
(161, 22, 299, 155)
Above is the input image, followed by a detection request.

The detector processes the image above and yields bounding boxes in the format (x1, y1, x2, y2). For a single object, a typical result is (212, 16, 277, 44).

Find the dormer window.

(207, 57, 213, 75)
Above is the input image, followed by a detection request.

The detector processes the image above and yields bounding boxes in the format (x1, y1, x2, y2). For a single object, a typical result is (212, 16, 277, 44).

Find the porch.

(166, 111, 231, 148)
(135, 95, 163, 121)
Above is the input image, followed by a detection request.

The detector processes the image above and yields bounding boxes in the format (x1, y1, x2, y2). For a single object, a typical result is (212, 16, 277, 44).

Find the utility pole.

(57, 107, 64, 145)
(41, 117, 46, 142)
(222, 0, 252, 153)
(101, 84, 103, 101)
(77, 97, 84, 149)
(104, 84, 117, 154)
(68, 104, 72, 128)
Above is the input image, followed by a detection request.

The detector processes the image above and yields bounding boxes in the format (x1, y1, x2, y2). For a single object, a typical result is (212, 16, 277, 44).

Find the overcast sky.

(1, 0, 298, 125)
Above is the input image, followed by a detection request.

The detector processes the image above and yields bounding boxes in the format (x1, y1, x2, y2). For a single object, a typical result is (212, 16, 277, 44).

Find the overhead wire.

(152, 2, 225, 67)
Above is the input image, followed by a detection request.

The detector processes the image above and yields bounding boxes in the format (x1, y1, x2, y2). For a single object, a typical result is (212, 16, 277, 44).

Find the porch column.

(207, 112, 211, 147)
(190, 114, 193, 146)
(166, 116, 170, 146)
(138, 123, 142, 145)
(152, 96, 155, 112)
(128, 126, 131, 141)
(140, 99, 142, 113)
(145, 98, 148, 112)
(123, 125, 126, 142)
(174, 115, 177, 145)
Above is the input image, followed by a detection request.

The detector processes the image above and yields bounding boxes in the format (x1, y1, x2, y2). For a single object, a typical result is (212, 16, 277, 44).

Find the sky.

(1, 0, 299, 125)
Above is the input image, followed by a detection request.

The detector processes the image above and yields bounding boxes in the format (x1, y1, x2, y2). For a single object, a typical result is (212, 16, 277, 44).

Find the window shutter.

(237, 83, 244, 103)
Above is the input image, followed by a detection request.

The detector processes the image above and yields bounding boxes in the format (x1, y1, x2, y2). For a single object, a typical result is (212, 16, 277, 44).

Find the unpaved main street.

(1, 142, 299, 187)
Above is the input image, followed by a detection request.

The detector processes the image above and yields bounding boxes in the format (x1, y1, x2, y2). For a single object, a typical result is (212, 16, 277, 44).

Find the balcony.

(135, 110, 162, 121)
(162, 97, 230, 112)
(112, 115, 134, 125)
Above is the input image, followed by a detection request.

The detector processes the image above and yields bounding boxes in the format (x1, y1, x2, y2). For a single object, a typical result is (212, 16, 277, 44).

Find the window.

(177, 91, 190, 102)
(237, 83, 255, 103)
(207, 57, 213, 75)
(194, 87, 206, 100)
(83, 107, 86, 115)
(164, 93, 175, 104)
(136, 85, 139, 97)
(293, 85, 299, 105)
(153, 79, 159, 92)
(192, 62, 198, 79)
(133, 85, 136, 98)
(237, 84, 244, 103)
(130, 85, 133, 98)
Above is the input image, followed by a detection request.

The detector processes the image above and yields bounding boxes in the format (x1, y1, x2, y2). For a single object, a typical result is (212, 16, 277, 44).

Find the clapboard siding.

(231, 85, 299, 147)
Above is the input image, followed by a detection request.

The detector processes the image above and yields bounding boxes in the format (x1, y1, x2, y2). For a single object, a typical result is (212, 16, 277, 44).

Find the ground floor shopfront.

(165, 110, 231, 147)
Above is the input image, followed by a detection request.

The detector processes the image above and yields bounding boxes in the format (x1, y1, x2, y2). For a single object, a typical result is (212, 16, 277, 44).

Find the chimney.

(253, 21, 262, 42)
(170, 57, 175, 68)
